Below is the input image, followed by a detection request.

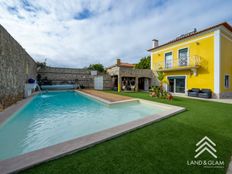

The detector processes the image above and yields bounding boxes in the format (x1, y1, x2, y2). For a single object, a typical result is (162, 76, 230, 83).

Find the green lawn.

(21, 92, 232, 174)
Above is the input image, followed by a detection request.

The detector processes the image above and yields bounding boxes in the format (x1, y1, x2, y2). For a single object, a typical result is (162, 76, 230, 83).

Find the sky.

(0, 0, 232, 68)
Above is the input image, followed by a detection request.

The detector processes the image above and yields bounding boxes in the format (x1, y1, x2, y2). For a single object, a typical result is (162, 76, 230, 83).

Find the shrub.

(149, 86, 173, 100)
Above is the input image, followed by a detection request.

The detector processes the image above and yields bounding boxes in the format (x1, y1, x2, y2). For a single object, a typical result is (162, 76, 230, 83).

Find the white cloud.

(0, 0, 232, 68)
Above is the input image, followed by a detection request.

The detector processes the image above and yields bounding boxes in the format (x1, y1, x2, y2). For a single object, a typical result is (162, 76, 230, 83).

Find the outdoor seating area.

(107, 59, 154, 92)
(122, 77, 136, 91)
(187, 88, 212, 98)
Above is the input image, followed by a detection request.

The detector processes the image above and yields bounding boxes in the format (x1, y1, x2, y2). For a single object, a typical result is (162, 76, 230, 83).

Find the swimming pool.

(0, 91, 165, 160)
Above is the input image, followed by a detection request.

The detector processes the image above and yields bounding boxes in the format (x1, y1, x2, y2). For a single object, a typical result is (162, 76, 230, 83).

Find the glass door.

(175, 78, 185, 93)
(167, 76, 186, 93)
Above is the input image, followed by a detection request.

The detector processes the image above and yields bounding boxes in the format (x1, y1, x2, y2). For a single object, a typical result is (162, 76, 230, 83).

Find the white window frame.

(224, 74, 230, 89)
(164, 51, 173, 68)
(165, 75, 188, 94)
(177, 47, 189, 66)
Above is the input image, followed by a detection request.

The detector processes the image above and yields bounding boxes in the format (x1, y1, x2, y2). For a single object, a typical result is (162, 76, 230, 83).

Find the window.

(225, 75, 230, 88)
(178, 48, 188, 66)
(165, 52, 172, 68)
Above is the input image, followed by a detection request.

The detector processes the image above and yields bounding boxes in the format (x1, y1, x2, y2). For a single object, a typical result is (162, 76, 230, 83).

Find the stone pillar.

(135, 77, 139, 92)
(118, 75, 122, 92)
(112, 76, 115, 87)
(0, 103, 3, 112)
(118, 75, 121, 92)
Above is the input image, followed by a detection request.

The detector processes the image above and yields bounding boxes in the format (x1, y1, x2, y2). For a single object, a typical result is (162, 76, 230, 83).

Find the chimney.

(152, 39, 159, 48)
(116, 58, 121, 66)
(193, 28, 197, 33)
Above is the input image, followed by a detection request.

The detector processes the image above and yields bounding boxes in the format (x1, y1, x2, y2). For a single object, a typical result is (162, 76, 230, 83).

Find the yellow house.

(148, 22, 232, 99)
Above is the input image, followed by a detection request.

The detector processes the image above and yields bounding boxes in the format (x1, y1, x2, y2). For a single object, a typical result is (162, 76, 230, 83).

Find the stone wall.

(38, 66, 94, 88)
(0, 24, 37, 110)
(38, 66, 112, 89)
(107, 66, 120, 76)
(119, 67, 154, 79)
(102, 74, 113, 89)
(107, 66, 154, 78)
(107, 66, 156, 85)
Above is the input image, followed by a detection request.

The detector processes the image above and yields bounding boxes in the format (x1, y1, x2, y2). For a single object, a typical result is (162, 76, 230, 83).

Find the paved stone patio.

(78, 89, 132, 102)
(173, 93, 232, 104)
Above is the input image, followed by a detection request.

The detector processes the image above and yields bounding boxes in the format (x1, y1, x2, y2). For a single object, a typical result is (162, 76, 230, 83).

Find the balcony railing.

(154, 55, 201, 71)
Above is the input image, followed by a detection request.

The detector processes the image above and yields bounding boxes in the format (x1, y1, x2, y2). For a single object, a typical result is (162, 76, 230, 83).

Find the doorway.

(94, 76, 103, 90)
(138, 78, 144, 90)
(138, 78, 150, 91)
(167, 76, 186, 93)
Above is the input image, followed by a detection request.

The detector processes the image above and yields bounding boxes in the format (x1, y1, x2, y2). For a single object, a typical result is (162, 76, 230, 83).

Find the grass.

(21, 91, 232, 174)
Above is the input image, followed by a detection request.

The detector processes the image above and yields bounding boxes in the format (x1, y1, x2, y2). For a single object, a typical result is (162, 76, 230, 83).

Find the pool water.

(0, 91, 163, 160)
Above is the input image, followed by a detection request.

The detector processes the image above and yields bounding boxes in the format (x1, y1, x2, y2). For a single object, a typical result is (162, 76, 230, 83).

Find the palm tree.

(157, 71, 169, 91)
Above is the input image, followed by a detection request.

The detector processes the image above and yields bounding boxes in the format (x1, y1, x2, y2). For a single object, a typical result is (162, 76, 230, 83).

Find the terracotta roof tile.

(106, 62, 135, 69)
(119, 63, 135, 68)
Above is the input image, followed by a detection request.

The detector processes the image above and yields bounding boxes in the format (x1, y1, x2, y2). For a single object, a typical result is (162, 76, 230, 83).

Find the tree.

(88, 64, 105, 72)
(36, 59, 47, 70)
(149, 71, 170, 99)
(135, 56, 150, 69)
(36, 61, 46, 67)
(157, 71, 169, 90)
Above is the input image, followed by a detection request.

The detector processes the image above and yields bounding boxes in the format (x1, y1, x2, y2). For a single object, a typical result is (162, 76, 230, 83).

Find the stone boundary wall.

(102, 74, 112, 89)
(0, 24, 37, 110)
(38, 67, 94, 88)
(38, 67, 112, 89)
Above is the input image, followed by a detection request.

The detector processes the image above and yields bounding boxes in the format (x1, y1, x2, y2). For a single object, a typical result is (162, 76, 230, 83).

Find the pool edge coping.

(0, 91, 185, 174)
(0, 92, 38, 126)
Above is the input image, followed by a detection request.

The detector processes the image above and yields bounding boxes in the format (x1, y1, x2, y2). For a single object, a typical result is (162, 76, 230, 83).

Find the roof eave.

(147, 22, 232, 52)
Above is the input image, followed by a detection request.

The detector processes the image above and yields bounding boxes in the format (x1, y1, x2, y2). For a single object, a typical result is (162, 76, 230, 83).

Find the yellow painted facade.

(220, 30, 232, 93)
(151, 32, 215, 92)
(150, 25, 232, 98)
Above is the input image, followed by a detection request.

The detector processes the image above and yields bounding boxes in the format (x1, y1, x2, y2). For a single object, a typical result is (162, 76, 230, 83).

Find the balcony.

(154, 55, 201, 76)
